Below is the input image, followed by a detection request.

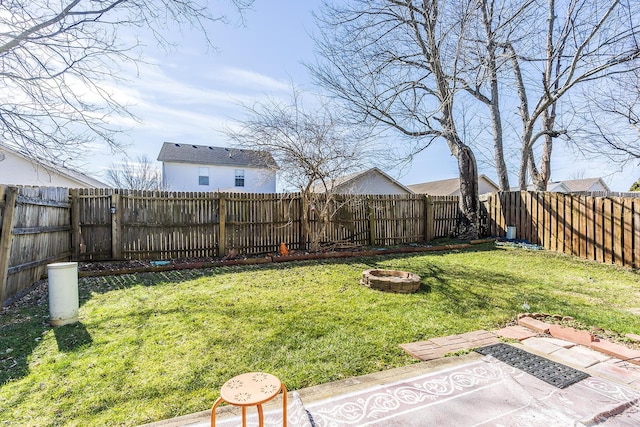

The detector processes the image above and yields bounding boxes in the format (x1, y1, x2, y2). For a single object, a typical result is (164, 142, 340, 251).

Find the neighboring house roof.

(512, 182, 572, 192)
(408, 175, 499, 196)
(0, 141, 108, 188)
(408, 177, 460, 196)
(546, 182, 572, 193)
(553, 177, 610, 193)
(311, 167, 414, 194)
(157, 142, 278, 169)
(513, 178, 610, 193)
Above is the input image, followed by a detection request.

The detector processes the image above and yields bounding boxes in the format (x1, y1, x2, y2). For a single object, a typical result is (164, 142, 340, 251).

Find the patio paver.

(494, 325, 538, 341)
(521, 336, 575, 355)
(400, 329, 500, 361)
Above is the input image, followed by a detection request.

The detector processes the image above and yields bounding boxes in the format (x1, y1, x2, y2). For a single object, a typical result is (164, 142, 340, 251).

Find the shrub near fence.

(481, 191, 640, 269)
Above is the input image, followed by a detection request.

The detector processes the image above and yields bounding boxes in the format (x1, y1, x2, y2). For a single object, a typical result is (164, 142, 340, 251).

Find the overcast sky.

(84, 1, 640, 191)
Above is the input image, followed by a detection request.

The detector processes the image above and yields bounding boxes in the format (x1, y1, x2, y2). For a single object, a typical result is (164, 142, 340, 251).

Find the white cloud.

(210, 67, 291, 93)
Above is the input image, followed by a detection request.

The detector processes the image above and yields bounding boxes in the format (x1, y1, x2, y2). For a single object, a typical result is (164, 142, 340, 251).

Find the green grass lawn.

(1, 244, 639, 426)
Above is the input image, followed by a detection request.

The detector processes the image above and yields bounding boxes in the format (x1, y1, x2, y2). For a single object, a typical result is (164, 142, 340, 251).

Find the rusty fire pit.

(360, 269, 421, 293)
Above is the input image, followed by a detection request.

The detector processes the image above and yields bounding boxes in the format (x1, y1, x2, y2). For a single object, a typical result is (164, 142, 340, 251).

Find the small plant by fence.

(0, 186, 461, 304)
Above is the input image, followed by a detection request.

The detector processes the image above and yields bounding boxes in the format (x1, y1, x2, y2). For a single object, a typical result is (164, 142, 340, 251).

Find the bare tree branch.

(0, 0, 253, 164)
(225, 84, 385, 250)
(106, 154, 162, 190)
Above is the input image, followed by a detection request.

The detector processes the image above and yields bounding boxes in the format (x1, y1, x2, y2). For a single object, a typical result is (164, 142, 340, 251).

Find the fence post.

(70, 189, 80, 261)
(111, 192, 122, 259)
(424, 195, 434, 242)
(368, 197, 376, 246)
(218, 193, 226, 256)
(0, 186, 18, 305)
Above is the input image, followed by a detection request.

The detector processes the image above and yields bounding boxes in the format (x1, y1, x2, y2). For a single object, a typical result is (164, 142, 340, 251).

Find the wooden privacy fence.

(5, 187, 637, 305)
(73, 190, 461, 261)
(0, 186, 71, 304)
(0, 188, 461, 304)
(481, 191, 640, 269)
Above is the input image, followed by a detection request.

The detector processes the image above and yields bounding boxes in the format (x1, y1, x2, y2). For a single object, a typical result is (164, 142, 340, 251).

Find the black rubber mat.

(475, 343, 590, 389)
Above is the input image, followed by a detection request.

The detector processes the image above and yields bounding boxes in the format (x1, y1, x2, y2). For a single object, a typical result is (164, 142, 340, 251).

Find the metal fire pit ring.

(360, 269, 421, 293)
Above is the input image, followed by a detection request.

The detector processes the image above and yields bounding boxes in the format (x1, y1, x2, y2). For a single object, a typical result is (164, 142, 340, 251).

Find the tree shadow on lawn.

(361, 249, 600, 319)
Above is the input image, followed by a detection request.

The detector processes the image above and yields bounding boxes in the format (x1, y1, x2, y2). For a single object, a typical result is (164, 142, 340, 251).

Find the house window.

(198, 167, 209, 186)
(235, 169, 245, 187)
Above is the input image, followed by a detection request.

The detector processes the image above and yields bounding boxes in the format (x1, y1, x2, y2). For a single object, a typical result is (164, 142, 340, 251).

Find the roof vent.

(209, 147, 214, 150)
(192, 145, 197, 148)
(174, 143, 180, 147)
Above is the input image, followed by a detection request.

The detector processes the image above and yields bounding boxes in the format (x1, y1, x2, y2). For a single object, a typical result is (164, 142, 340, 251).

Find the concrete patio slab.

(144, 326, 640, 427)
(204, 356, 640, 427)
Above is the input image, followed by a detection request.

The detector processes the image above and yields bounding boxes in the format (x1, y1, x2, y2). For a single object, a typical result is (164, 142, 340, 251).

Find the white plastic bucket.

(506, 226, 516, 240)
(47, 262, 79, 326)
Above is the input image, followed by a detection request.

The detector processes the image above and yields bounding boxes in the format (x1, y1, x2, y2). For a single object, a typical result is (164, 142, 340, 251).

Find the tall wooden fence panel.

(224, 192, 302, 255)
(371, 194, 427, 246)
(0, 186, 71, 304)
(307, 195, 369, 248)
(432, 196, 461, 238)
(73, 191, 462, 260)
(73, 188, 112, 260)
(481, 191, 640, 269)
(73, 189, 222, 261)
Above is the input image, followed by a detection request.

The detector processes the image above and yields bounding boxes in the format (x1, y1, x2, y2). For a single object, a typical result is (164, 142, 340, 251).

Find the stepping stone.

(552, 347, 608, 369)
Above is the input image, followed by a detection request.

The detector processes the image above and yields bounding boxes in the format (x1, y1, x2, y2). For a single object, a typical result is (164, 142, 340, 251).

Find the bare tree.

(461, 0, 537, 191)
(568, 70, 640, 163)
(312, 0, 486, 238)
(506, 0, 640, 190)
(225, 85, 382, 250)
(0, 0, 252, 164)
(106, 155, 162, 190)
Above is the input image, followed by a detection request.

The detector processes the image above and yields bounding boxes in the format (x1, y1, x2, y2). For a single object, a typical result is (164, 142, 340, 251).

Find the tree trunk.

(456, 143, 480, 240)
(518, 123, 535, 190)
(490, 85, 510, 191)
(480, 1, 510, 191)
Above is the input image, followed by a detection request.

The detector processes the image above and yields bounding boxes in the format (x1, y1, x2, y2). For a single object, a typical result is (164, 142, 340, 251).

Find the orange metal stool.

(211, 372, 287, 427)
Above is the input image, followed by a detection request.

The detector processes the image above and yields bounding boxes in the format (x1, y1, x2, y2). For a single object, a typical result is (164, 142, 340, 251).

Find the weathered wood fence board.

(481, 191, 640, 269)
(0, 186, 71, 304)
(68, 190, 460, 263)
(4, 186, 640, 305)
(2, 187, 464, 304)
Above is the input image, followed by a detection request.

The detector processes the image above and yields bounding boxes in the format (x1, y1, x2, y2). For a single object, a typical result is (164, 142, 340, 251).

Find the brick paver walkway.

(400, 317, 640, 390)
(400, 330, 499, 361)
